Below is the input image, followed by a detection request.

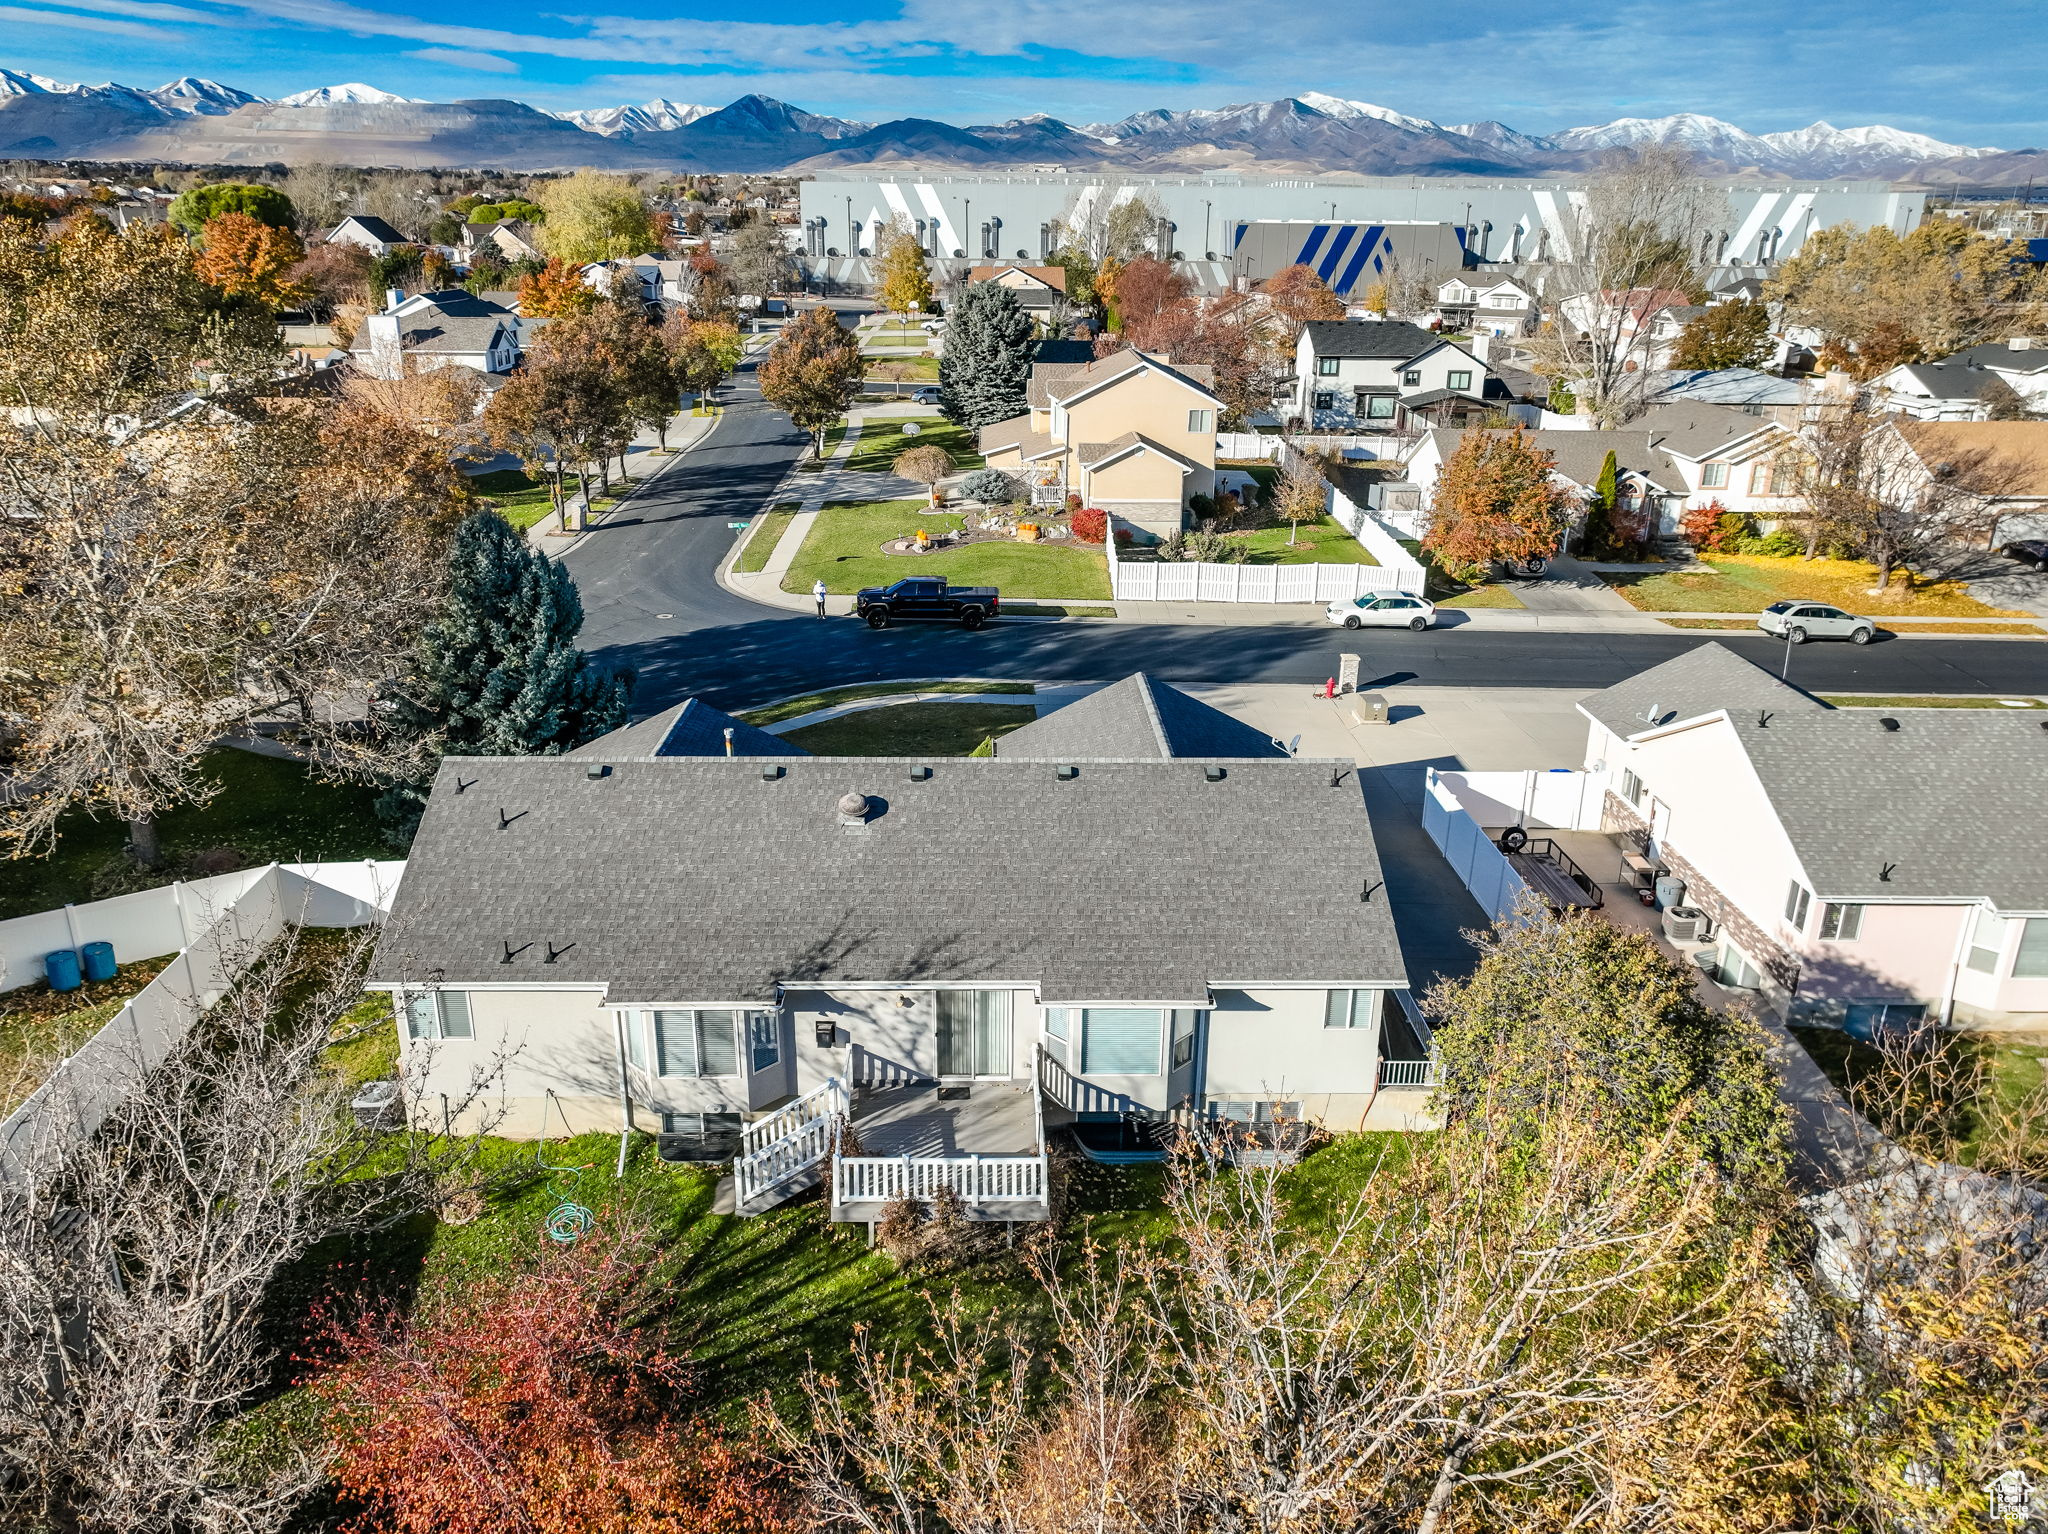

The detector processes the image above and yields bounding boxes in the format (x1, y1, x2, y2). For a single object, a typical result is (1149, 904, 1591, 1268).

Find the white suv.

(1756, 601, 1875, 645)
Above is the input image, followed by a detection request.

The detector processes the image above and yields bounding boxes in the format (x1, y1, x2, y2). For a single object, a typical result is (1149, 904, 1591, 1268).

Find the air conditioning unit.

(1662, 906, 1710, 944)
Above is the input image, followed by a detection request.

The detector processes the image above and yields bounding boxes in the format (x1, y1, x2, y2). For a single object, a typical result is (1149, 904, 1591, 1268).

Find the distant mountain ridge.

(0, 70, 2033, 185)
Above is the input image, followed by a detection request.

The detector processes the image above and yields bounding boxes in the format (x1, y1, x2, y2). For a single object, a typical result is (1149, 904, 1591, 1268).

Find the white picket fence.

(1107, 511, 1424, 603)
(1431, 768, 1610, 833)
(1420, 770, 1534, 925)
(0, 861, 404, 1190)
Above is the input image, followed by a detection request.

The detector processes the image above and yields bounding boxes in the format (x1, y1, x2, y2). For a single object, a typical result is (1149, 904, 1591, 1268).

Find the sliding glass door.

(936, 991, 1011, 1079)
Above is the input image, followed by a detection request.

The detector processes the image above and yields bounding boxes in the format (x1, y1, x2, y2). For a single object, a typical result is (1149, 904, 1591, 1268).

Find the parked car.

(910, 386, 941, 405)
(1756, 600, 1875, 645)
(1999, 538, 2048, 569)
(855, 576, 1000, 630)
(1324, 593, 1437, 631)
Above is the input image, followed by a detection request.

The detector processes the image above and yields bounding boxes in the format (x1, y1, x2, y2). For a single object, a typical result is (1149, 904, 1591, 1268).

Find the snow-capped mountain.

(555, 98, 713, 136)
(276, 83, 419, 106)
(0, 70, 2028, 181)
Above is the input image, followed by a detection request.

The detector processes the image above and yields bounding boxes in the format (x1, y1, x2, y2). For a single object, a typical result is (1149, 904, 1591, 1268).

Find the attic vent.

(1205, 766, 1227, 781)
(762, 765, 784, 780)
(585, 763, 610, 779)
(1878, 717, 1901, 732)
(908, 765, 932, 782)
(1056, 765, 1079, 781)
(837, 792, 871, 820)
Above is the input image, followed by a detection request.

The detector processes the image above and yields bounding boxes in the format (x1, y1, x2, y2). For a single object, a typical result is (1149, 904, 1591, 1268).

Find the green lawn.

(821, 421, 853, 458)
(467, 469, 557, 532)
(1790, 1025, 2048, 1171)
(738, 679, 1035, 728)
(782, 701, 1039, 755)
(733, 503, 799, 574)
(863, 357, 941, 381)
(843, 416, 981, 474)
(782, 500, 1112, 600)
(1437, 585, 1527, 609)
(1600, 553, 2025, 618)
(1225, 518, 1376, 566)
(0, 749, 389, 920)
(1819, 694, 2047, 709)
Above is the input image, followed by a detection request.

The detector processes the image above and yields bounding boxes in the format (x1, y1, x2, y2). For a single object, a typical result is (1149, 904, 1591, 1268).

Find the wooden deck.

(847, 1080, 1041, 1157)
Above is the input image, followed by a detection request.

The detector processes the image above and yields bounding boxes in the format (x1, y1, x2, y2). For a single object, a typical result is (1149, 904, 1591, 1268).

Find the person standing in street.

(813, 578, 828, 619)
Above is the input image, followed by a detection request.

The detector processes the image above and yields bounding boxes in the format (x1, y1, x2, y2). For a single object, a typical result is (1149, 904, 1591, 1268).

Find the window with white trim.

(1323, 989, 1382, 1028)
(404, 990, 472, 1040)
(1966, 910, 2009, 974)
(623, 1011, 648, 1069)
(1819, 902, 1863, 941)
(1187, 409, 1213, 433)
(1784, 881, 1812, 932)
(2015, 918, 2048, 978)
(1620, 769, 1644, 806)
(653, 1009, 741, 1078)
(1701, 461, 1729, 488)
(1079, 1008, 1163, 1076)
(748, 1011, 780, 1072)
(1171, 1009, 1199, 1069)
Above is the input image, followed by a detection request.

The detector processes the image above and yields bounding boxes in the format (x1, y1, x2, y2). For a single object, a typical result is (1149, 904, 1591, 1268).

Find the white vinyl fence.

(1107, 516, 1425, 603)
(0, 861, 404, 1190)
(1431, 768, 1610, 832)
(1421, 770, 1534, 925)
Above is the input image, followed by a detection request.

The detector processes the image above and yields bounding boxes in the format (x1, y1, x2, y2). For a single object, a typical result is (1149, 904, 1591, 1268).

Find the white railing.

(1379, 1058, 1437, 1089)
(833, 1151, 1047, 1208)
(733, 1077, 847, 1209)
(0, 862, 404, 1190)
(1037, 1043, 1151, 1116)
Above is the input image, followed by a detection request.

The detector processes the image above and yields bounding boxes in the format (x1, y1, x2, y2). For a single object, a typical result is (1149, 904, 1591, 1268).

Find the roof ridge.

(1130, 672, 1171, 756)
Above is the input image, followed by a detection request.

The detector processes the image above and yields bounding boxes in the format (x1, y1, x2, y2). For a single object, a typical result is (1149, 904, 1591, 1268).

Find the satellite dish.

(1287, 734, 1301, 757)
(902, 421, 922, 436)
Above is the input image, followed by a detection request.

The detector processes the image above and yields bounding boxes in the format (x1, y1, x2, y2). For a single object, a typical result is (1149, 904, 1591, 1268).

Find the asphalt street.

(565, 360, 2048, 714)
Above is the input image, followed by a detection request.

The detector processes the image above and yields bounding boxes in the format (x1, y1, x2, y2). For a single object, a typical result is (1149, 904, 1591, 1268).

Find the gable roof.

(1425, 428, 1687, 493)
(995, 674, 1288, 762)
(333, 213, 406, 243)
(1576, 642, 1825, 741)
(1638, 401, 1787, 460)
(968, 263, 1067, 292)
(569, 698, 806, 760)
(1026, 350, 1219, 409)
(1302, 319, 1439, 359)
(1078, 430, 1201, 472)
(1896, 420, 2048, 498)
(1929, 340, 2048, 375)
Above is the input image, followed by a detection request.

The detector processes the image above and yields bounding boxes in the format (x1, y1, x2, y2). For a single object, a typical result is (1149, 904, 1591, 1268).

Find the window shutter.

(1081, 1009, 1162, 1075)
(654, 1010, 697, 1077)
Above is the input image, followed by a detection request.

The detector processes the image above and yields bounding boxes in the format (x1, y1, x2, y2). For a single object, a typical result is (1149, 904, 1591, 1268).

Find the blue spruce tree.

(938, 281, 1036, 428)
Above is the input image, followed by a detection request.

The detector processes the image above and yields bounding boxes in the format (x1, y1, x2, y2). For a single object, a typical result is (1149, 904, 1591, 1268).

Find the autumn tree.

(1670, 296, 1773, 370)
(0, 215, 463, 867)
(681, 246, 737, 323)
(518, 256, 598, 318)
(728, 217, 798, 300)
(1260, 262, 1346, 339)
(1271, 450, 1328, 544)
(937, 280, 1035, 428)
(167, 179, 295, 237)
(895, 443, 954, 506)
(875, 219, 935, 317)
(664, 313, 743, 413)
(759, 303, 865, 455)
(1422, 427, 1575, 575)
(193, 210, 310, 309)
(288, 237, 373, 320)
(317, 1221, 787, 1534)
(536, 171, 659, 264)
(1800, 402, 2008, 586)
(1979, 375, 2037, 420)
(1769, 219, 2046, 366)
(1110, 254, 1192, 339)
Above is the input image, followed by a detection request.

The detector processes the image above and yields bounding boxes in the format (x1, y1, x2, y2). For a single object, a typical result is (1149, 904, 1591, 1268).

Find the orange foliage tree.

(517, 257, 599, 318)
(1260, 263, 1346, 336)
(1422, 428, 1574, 575)
(312, 1224, 787, 1534)
(193, 211, 309, 309)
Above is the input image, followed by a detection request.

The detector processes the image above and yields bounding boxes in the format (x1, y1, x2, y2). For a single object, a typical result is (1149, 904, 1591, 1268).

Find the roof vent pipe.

(837, 792, 871, 822)
(723, 727, 735, 757)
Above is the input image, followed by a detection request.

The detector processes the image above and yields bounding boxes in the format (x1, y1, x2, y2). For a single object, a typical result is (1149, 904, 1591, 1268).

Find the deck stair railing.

(733, 1077, 847, 1210)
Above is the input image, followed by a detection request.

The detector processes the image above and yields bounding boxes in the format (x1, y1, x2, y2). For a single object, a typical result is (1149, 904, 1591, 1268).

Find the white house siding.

(1205, 987, 1383, 1129)
(397, 987, 616, 1137)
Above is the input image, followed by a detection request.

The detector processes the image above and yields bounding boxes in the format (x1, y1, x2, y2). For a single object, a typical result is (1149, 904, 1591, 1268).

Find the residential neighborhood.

(2, 33, 2047, 1534)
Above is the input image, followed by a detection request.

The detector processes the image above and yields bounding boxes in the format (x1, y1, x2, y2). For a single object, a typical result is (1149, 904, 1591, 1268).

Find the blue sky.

(6, 0, 2046, 144)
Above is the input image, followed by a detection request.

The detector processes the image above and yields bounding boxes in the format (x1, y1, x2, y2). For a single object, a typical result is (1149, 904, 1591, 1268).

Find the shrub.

(960, 467, 1022, 505)
(1713, 510, 1759, 552)
(1070, 506, 1108, 544)
(1185, 492, 1217, 521)
(1749, 529, 1806, 557)
(1679, 499, 1727, 550)
(1065, 492, 1083, 513)
(1161, 528, 1245, 564)
(1113, 528, 1135, 547)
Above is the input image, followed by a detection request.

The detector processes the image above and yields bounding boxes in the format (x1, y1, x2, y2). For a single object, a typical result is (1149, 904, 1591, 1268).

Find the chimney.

(385, 286, 404, 311)
(364, 313, 402, 380)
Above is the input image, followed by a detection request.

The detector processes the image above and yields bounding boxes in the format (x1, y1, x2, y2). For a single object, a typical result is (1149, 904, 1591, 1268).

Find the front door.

(936, 991, 1011, 1079)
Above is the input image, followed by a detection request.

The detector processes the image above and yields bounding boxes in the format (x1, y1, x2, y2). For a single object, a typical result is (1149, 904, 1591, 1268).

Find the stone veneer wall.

(1600, 790, 1804, 1007)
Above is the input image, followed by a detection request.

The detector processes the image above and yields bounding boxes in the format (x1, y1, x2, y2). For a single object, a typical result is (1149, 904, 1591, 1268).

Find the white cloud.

(406, 45, 517, 73)
(0, 3, 170, 36)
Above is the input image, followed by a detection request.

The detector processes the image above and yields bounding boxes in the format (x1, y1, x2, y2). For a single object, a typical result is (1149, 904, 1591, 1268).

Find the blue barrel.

(80, 941, 116, 983)
(44, 949, 82, 992)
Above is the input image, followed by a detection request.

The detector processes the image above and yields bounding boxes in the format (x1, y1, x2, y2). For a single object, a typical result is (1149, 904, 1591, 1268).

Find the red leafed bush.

(1071, 506, 1108, 544)
(1680, 498, 1729, 550)
(311, 1219, 788, 1534)
(1113, 527, 1135, 547)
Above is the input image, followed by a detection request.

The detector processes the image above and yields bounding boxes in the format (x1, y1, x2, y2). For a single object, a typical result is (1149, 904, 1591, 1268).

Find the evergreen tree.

(1580, 449, 1620, 557)
(377, 510, 632, 840)
(938, 281, 1035, 429)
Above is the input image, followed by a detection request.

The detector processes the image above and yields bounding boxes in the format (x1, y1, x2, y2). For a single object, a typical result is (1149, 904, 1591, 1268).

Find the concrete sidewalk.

(524, 405, 724, 556)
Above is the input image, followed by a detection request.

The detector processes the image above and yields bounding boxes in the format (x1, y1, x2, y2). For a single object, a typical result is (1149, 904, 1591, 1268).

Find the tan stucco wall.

(1064, 365, 1217, 470)
(1086, 449, 1185, 504)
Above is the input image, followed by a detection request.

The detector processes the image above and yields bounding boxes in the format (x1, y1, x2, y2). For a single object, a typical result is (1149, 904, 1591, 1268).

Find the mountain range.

(1, 69, 2038, 185)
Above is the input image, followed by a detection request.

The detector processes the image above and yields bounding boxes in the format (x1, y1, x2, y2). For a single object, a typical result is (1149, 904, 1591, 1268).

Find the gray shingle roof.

(370, 751, 1404, 1004)
(569, 698, 806, 760)
(996, 675, 1289, 761)
(1647, 367, 1805, 408)
(1575, 642, 1823, 740)
(1303, 320, 1439, 359)
(1427, 427, 1687, 493)
(333, 214, 407, 243)
(1638, 401, 1785, 460)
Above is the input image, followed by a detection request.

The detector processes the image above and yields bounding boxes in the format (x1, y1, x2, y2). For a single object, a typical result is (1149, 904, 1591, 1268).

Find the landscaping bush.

(960, 467, 1022, 505)
(1185, 492, 1217, 522)
(1160, 528, 1245, 564)
(1065, 493, 1083, 513)
(1113, 528, 1135, 548)
(1070, 506, 1108, 544)
(1749, 529, 1806, 557)
(1680, 499, 1729, 550)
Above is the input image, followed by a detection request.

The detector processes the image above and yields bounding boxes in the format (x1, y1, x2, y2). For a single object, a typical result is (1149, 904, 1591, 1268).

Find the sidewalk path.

(524, 405, 723, 556)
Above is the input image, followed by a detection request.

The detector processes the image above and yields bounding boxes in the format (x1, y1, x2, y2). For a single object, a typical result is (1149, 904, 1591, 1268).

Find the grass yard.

(1599, 553, 2026, 618)
(1820, 694, 2047, 709)
(1225, 517, 1376, 566)
(0, 749, 389, 920)
(1790, 1025, 2048, 1172)
(738, 679, 1035, 727)
(0, 953, 176, 1114)
(782, 500, 1112, 600)
(1398, 535, 1526, 607)
(843, 416, 981, 474)
(821, 420, 853, 458)
(1437, 585, 1527, 609)
(467, 469, 557, 532)
(864, 357, 941, 381)
(781, 701, 1039, 755)
(732, 503, 799, 575)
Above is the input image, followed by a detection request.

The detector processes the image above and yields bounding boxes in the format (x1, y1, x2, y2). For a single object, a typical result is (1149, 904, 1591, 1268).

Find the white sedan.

(1325, 593, 1437, 631)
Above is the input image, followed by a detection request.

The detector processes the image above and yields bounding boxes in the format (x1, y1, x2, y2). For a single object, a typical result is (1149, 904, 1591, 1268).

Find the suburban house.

(1405, 425, 1690, 538)
(1873, 339, 2048, 420)
(1433, 273, 1538, 337)
(324, 213, 411, 256)
(965, 263, 1069, 316)
(464, 218, 546, 264)
(367, 676, 1427, 1224)
(1894, 420, 2048, 547)
(1557, 288, 1702, 371)
(347, 288, 525, 382)
(978, 349, 1220, 540)
(1290, 320, 1517, 431)
(1644, 368, 1820, 427)
(1635, 401, 1811, 524)
(1579, 645, 2048, 1032)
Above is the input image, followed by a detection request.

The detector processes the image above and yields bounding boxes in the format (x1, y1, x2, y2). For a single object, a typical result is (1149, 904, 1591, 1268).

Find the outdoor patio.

(847, 1079, 1042, 1157)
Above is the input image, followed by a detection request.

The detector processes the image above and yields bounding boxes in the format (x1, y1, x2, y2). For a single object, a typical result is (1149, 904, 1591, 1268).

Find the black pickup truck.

(854, 576, 1000, 630)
